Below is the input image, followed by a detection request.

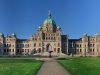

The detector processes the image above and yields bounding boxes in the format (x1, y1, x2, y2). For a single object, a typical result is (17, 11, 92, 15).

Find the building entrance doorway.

(57, 48, 60, 53)
(46, 44, 52, 52)
(38, 48, 41, 53)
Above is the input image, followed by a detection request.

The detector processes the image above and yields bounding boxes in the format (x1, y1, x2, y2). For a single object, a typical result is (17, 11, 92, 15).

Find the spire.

(48, 10, 51, 18)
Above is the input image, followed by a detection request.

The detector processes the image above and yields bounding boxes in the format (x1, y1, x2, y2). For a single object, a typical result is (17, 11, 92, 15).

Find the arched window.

(34, 43, 36, 47)
(54, 37, 55, 40)
(49, 37, 50, 40)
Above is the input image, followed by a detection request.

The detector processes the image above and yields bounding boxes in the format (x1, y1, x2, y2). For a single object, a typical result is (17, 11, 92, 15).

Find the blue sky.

(0, 0, 100, 39)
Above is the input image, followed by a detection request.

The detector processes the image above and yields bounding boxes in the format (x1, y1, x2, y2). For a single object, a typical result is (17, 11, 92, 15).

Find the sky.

(0, 0, 100, 39)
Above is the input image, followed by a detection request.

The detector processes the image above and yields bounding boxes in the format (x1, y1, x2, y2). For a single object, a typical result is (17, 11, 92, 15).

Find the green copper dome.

(43, 11, 56, 25)
(83, 32, 87, 36)
(12, 32, 16, 36)
(38, 25, 42, 29)
(57, 26, 61, 29)
(0, 32, 4, 36)
(95, 32, 99, 36)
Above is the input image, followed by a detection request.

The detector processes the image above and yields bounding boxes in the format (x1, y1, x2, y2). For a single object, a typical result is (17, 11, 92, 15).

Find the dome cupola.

(57, 26, 61, 29)
(12, 32, 16, 36)
(38, 25, 42, 29)
(95, 32, 99, 36)
(83, 32, 87, 36)
(43, 11, 56, 25)
(0, 32, 4, 36)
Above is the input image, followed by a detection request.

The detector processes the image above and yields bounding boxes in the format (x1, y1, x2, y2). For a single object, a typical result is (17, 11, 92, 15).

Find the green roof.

(83, 32, 87, 36)
(12, 32, 16, 36)
(95, 32, 99, 36)
(38, 25, 42, 29)
(0, 32, 4, 36)
(57, 26, 61, 29)
(43, 11, 56, 25)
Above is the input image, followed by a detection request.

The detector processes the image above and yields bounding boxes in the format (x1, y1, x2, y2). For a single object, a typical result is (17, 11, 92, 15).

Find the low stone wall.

(34, 58, 54, 60)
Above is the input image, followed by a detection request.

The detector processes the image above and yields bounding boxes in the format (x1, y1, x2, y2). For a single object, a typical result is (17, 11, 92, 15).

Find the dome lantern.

(95, 32, 99, 36)
(38, 25, 42, 29)
(43, 11, 56, 25)
(57, 26, 61, 29)
(83, 32, 87, 36)
(12, 32, 16, 36)
(0, 32, 4, 36)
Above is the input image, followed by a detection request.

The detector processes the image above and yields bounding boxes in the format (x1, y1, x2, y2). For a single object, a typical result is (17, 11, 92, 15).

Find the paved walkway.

(36, 60, 71, 75)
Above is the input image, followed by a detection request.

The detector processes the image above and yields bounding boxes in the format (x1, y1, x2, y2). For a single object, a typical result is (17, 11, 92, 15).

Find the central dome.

(43, 11, 56, 25)
(44, 18, 56, 25)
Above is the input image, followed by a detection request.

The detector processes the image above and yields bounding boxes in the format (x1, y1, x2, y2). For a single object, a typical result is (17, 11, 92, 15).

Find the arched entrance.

(46, 44, 52, 52)
(57, 48, 60, 53)
(38, 48, 41, 53)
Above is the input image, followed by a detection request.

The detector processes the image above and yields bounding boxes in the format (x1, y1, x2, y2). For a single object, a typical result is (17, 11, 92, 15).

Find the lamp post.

(72, 42, 74, 57)
(49, 50, 53, 58)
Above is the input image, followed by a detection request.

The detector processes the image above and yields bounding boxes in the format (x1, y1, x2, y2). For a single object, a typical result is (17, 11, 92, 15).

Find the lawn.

(58, 57, 100, 75)
(0, 58, 43, 75)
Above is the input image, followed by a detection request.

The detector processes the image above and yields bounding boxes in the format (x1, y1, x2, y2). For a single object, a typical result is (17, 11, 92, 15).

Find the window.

(80, 44, 81, 47)
(7, 49, 8, 52)
(80, 49, 81, 52)
(17, 49, 19, 52)
(63, 48, 65, 51)
(54, 37, 55, 40)
(85, 49, 86, 52)
(17, 44, 19, 47)
(77, 44, 79, 47)
(12, 49, 14, 52)
(49, 37, 50, 40)
(27, 44, 29, 47)
(54, 48, 56, 52)
(97, 49, 98, 52)
(42, 43, 44, 46)
(63, 43, 65, 47)
(58, 43, 60, 46)
(34, 43, 36, 47)
(85, 45, 86, 47)
(4, 49, 6, 52)
(93, 49, 94, 52)
(93, 44, 94, 47)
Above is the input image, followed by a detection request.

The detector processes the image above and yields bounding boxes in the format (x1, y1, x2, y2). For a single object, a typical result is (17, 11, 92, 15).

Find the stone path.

(36, 60, 71, 75)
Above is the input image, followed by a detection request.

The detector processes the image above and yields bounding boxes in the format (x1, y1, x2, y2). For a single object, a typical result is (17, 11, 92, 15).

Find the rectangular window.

(54, 48, 56, 52)
(34, 43, 36, 47)
(12, 49, 14, 52)
(4, 49, 6, 52)
(58, 43, 60, 46)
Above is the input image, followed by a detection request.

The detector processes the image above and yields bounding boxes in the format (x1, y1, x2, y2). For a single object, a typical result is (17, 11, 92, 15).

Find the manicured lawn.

(58, 57, 100, 75)
(0, 58, 43, 75)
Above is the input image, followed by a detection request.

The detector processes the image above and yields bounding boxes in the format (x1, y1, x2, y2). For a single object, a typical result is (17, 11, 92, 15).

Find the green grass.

(58, 57, 100, 75)
(0, 58, 43, 75)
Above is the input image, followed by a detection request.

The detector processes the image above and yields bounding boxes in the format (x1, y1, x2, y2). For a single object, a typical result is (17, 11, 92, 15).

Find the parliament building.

(0, 11, 100, 56)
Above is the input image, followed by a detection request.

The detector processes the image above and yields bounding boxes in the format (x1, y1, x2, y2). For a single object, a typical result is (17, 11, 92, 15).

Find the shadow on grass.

(55, 58, 70, 60)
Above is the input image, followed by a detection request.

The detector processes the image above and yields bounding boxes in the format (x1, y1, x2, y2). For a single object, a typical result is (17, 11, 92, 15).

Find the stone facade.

(0, 11, 100, 56)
